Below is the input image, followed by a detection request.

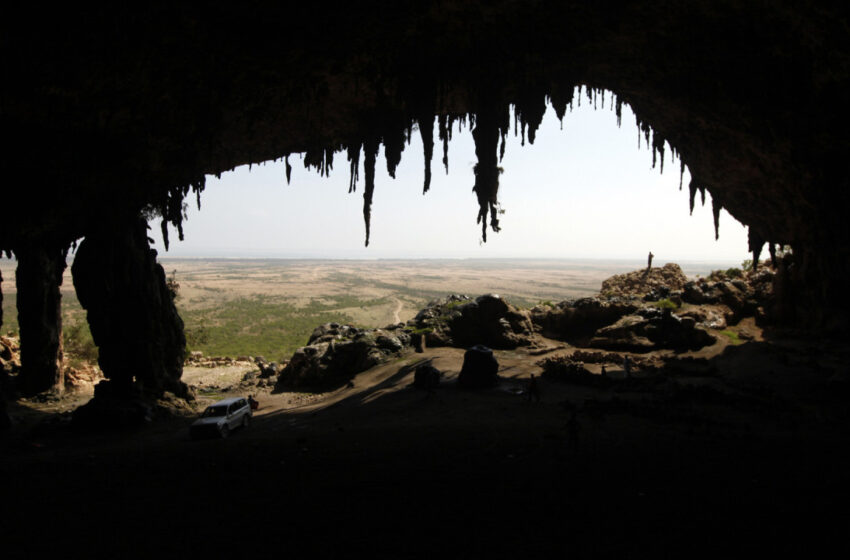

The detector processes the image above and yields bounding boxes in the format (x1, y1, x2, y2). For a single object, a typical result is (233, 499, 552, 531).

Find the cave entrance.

(153, 90, 749, 262)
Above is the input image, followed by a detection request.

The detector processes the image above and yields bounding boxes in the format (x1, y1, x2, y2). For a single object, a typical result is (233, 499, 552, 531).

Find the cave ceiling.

(1, 1, 848, 259)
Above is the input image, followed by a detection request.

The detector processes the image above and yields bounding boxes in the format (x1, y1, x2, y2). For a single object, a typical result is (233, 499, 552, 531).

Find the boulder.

(414, 364, 441, 390)
(276, 326, 410, 390)
(408, 294, 533, 349)
(538, 356, 604, 386)
(530, 297, 639, 342)
(457, 345, 499, 389)
(589, 309, 716, 353)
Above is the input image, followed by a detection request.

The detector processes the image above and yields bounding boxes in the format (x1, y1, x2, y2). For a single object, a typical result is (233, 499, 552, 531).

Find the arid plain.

(1, 258, 729, 361)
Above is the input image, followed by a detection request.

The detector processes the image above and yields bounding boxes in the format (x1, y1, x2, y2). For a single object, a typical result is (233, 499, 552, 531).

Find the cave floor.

(2, 332, 849, 557)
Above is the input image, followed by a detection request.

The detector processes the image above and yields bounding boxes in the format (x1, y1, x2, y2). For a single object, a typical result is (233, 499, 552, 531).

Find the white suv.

(190, 397, 252, 439)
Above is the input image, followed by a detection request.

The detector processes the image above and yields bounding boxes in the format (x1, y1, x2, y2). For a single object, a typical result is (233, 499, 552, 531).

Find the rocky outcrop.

(275, 323, 410, 390)
(414, 364, 441, 391)
(600, 264, 689, 299)
(588, 308, 716, 353)
(72, 216, 187, 401)
(530, 298, 639, 343)
(14, 244, 67, 396)
(411, 294, 534, 349)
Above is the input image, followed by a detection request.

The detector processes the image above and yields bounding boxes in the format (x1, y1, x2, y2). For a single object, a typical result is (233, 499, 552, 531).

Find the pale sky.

(152, 94, 750, 265)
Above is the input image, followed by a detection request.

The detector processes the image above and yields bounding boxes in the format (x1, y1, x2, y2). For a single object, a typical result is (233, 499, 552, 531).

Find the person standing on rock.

(647, 251, 654, 269)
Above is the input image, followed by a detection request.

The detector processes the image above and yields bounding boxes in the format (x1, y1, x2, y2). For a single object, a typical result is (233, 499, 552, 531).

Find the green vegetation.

(741, 259, 753, 272)
(63, 318, 98, 367)
(176, 294, 392, 360)
(719, 329, 744, 345)
(650, 298, 680, 310)
(725, 267, 743, 278)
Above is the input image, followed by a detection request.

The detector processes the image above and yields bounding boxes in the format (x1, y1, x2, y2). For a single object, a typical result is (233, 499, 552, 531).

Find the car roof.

(207, 397, 245, 407)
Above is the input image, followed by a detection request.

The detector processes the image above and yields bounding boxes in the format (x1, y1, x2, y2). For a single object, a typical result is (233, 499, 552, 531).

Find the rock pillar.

(71, 217, 186, 399)
(15, 245, 66, 396)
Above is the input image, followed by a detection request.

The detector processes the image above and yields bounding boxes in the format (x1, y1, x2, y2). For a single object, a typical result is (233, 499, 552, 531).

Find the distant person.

(600, 365, 607, 377)
(647, 251, 654, 269)
(623, 356, 631, 379)
(527, 374, 540, 403)
(248, 395, 259, 410)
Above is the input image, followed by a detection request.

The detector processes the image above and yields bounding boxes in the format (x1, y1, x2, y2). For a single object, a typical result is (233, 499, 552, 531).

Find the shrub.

(651, 298, 679, 310)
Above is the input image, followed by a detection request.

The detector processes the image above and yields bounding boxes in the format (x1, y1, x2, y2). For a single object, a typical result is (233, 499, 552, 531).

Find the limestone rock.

(409, 294, 533, 349)
(458, 345, 499, 389)
(600, 264, 689, 299)
(414, 364, 441, 390)
(276, 325, 410, 390)
(530, 297, 639, 342)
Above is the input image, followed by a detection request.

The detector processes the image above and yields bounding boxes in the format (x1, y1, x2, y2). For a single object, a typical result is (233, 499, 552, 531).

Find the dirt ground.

(3, 324, 849, 557)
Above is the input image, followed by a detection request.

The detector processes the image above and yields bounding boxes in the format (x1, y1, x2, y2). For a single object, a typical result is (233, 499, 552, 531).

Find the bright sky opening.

(153, 96, 750, 265)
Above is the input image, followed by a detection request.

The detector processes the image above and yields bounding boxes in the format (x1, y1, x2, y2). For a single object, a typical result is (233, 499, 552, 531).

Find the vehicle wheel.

(220, 425, 229, 439)
(242, 415, 250, 428)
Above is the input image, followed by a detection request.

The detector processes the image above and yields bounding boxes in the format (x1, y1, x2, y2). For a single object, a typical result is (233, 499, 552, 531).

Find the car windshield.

(202, 406, 228, 418)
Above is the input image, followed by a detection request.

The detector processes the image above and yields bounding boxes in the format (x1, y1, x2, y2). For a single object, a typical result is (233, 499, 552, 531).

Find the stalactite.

(699, 185, 706, 206)
(769, 242, 777, 266)
(347, 143, 361, 193)
(689, 179, 697, 215)
(418, 114, 434, 194)
(285, 155, 292, 184)
(324, 148, 334, 176)
(652, 133, 666, 173)
(472, 104, 501, 243)
(384, 126, 405, 179)
(362, 138, 379, 247)
(679, 159, 685, 190)
(748, 228, 765, 271)
(161, 219, 170, 251)
(516, 94, 546, 145)
(439, 114, 450, 174)
(615, 98, 623, 127)
(712, 197, 722, 240)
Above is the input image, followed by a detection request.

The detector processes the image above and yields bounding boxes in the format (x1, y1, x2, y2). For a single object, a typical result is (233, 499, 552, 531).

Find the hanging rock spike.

(712, 197, 722, 240)
(418, 114, 434, 194)
(748, 228, 765, 271)
(472, 103, 502, 243)
(439, 114, 450, 174)
(362, 138, 379, 247)
(347, 143, 361, 193)
(679, 159, 685, 190)
(689, 179, 697, 214)
(384, 126, 405, 179)
(285, 155, 292, 184)
(769, 242, 777, 266)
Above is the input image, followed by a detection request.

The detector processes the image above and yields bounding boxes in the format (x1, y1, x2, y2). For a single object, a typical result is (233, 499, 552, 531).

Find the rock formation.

(274, 323, 410, 390)
(14, 245, 67, 396)
(71, 216, 187, 401)
(410, 294, 534, 349)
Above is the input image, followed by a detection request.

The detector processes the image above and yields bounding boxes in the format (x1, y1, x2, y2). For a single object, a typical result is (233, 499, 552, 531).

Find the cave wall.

(1, 1, 848, 329)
